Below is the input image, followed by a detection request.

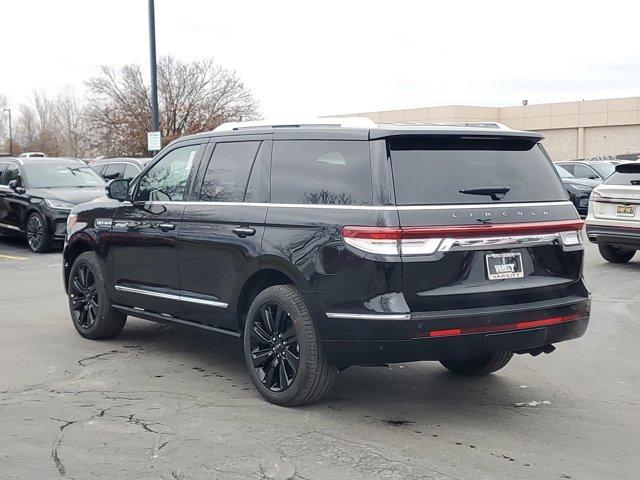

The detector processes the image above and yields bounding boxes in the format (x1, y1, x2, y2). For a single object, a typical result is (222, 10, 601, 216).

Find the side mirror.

(8, 179, 26, 194)
(106, 179, 130, 201)
(588, 175, 599, 180)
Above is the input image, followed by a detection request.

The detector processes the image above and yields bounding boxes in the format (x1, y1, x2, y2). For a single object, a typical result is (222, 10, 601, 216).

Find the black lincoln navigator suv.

(63, 119, 590, 406)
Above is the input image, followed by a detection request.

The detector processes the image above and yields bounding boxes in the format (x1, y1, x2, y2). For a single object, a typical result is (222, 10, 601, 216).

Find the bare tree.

(85, 55, 260, 156)
(54, 89, 85, 157)
(0, 93, 9, 154)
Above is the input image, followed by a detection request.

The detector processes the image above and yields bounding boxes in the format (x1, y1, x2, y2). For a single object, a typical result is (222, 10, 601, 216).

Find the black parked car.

(90, 158, 151, 183)
(63, 120, 590, 406)
(554, 165, 600, 216)
(0, 157, 105, 252)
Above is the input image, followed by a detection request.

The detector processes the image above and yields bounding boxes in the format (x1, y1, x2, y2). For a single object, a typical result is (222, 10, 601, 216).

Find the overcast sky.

(2, 0, 640, 117)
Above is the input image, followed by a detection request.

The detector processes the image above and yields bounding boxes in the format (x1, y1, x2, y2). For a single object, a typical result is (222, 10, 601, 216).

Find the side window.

(0, 163, 8, 185)
(574, 164, 597, 179)
(271, 140, 372, 205)
(558, 164, 574, 175)
(90, 164, 105, 176)
(122, 163, 140, 181)
(136, 144, 202, 202)
(103, 163, 125, 181)
(3, 164, 22, 186)
(199, 141, 260, 202)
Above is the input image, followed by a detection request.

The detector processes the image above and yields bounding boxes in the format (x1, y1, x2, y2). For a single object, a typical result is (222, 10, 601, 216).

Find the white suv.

(586, 163, 640, 262)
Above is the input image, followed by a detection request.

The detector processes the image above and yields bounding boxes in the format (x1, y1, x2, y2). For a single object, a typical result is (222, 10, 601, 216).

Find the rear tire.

(243, 285, 336, 406)
(67, 251, 126, 339)
(598, 244, 636, 263)
(440, 352, 513, 375)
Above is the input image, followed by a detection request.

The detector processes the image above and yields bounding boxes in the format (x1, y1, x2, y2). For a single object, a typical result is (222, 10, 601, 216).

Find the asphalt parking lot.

(0, 234, 639, 480)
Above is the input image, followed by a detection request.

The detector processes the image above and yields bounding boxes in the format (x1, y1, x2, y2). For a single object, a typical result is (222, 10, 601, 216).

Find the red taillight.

(342, 220, 584, 255)
(341, 226, 402, 240)
(423, 312, 586, 338)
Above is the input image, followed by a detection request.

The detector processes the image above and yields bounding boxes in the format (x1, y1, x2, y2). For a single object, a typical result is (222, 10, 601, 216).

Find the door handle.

(158, 223, 176, 232)
(233, 226, 256, 237)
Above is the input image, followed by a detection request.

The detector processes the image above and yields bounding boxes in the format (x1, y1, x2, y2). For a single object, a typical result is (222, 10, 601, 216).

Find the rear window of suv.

(389, 136, 568, 205)
(604, 165, 640, 186)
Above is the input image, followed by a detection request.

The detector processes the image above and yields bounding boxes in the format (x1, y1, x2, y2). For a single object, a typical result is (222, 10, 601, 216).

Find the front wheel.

(26, 211, 52, 253)
(243, 285, 336, 406)
(68, 251, 127, 339)
(440, 352, 513, 375)
(598, 244, 636, 263)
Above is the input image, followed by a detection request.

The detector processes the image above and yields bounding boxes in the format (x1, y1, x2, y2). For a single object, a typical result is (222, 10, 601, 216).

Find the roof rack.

(213, 117, 378, 132)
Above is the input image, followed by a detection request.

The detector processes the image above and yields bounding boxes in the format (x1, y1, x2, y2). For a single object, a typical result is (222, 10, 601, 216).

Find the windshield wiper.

(459, 186, 510, 201)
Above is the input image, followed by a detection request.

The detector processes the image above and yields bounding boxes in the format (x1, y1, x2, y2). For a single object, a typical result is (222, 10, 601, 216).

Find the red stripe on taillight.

(424, 312, 586, 338)
(341, 226, 402, 240)
(343, 220, 584, 240)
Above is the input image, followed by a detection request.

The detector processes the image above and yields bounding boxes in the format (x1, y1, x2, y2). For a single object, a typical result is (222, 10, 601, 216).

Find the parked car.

(0, 157, 105, 252)
(63, 119, 590, 406)
(90, 158, 152, 183)
(586, 162, 640, 263)
(18, 152, 46, 158)
(554, 165, 599, 216)
(556, 160, 616, 181)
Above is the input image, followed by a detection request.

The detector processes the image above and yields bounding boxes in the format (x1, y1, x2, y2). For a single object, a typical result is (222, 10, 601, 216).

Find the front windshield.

(23, 164, 105, 188)
(555, 165, 574, 178)
(590, 162, 616, 178)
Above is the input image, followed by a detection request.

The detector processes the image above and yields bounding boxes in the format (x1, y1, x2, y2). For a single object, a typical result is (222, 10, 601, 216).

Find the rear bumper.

(586, 224, 640, 248)
(320, 296, 590, 365)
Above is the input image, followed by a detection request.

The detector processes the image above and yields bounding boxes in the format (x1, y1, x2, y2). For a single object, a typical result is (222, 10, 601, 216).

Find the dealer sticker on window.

(486, 252, 524, 280)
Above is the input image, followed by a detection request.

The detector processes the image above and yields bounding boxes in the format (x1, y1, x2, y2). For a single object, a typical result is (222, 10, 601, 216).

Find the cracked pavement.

(0, 235, 639, 479)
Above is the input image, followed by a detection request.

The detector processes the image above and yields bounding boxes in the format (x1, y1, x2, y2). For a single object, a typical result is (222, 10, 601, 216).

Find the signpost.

(147, 131, 162, 152)
(148, 0, 160, 154)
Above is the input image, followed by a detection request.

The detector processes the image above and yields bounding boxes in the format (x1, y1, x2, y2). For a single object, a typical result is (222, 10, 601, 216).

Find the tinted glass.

(590, 163, 615, 178)
(271, 140, 372, 205)
(136, 144, 201, 202)
(0, 163, 9, 185)
(558, 164, 575, 174)
(199, 141, 260, 202)
(390, 137, 568, 205)
(573, 164, 597, 179)
(3, 164, 22, 186)
(122, 163, 140, 181)
(605, 171, 640, 186)
(103, 163, 125, 181)
(22, 164, 103, 188)
(555, 165, 574, 178)
(90, 164, 105, 176)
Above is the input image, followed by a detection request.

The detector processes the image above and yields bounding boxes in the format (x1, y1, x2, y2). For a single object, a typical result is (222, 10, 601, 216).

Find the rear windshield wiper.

(459, 186, 510, 201)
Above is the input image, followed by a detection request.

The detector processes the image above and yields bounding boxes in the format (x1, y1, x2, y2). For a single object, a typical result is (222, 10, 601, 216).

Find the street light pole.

(2, 109, 11, 156)
(148, 0, 160, 154)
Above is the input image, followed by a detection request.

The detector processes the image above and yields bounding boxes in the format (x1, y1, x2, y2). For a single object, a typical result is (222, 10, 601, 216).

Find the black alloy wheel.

(69, 264, 99, 330)
(26, 213, 45, 252)
(249, 302, 300, 392)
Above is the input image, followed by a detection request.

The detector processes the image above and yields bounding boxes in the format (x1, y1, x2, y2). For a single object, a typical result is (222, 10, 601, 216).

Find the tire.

(440, 352, 513, 375)
(243, 284, 336, 406)
(67, 251, 126, 340)
(598, 244, 636, 263)
(26, 211, 52, 253)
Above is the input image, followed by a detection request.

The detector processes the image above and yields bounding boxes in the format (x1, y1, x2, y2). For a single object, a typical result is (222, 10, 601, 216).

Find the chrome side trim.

(114, 285, 228, 308)
(136, 200, 573, 211)
(180, 295, 228, 308)
(438, 233, 561, 252)
(0, 222, 21, 232)
(326, 312, 411, 320)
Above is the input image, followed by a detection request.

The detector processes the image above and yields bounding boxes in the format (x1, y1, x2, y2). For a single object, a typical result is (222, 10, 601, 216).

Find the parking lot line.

(0, 253, 28, 261)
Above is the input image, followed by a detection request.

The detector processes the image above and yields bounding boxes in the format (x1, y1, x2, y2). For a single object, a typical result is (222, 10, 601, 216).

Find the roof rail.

(213, 117, 378, 132)
(436, 121, 511, 130)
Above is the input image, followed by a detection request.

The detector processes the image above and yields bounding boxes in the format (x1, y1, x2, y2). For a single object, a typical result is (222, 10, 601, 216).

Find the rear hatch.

(591, 164, 640, 222)
(387, 134, 584, 313)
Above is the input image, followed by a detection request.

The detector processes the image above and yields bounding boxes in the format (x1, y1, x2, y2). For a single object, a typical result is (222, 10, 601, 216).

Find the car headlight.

(44, 198, 75, 210)
(568, 184, 592, 192)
